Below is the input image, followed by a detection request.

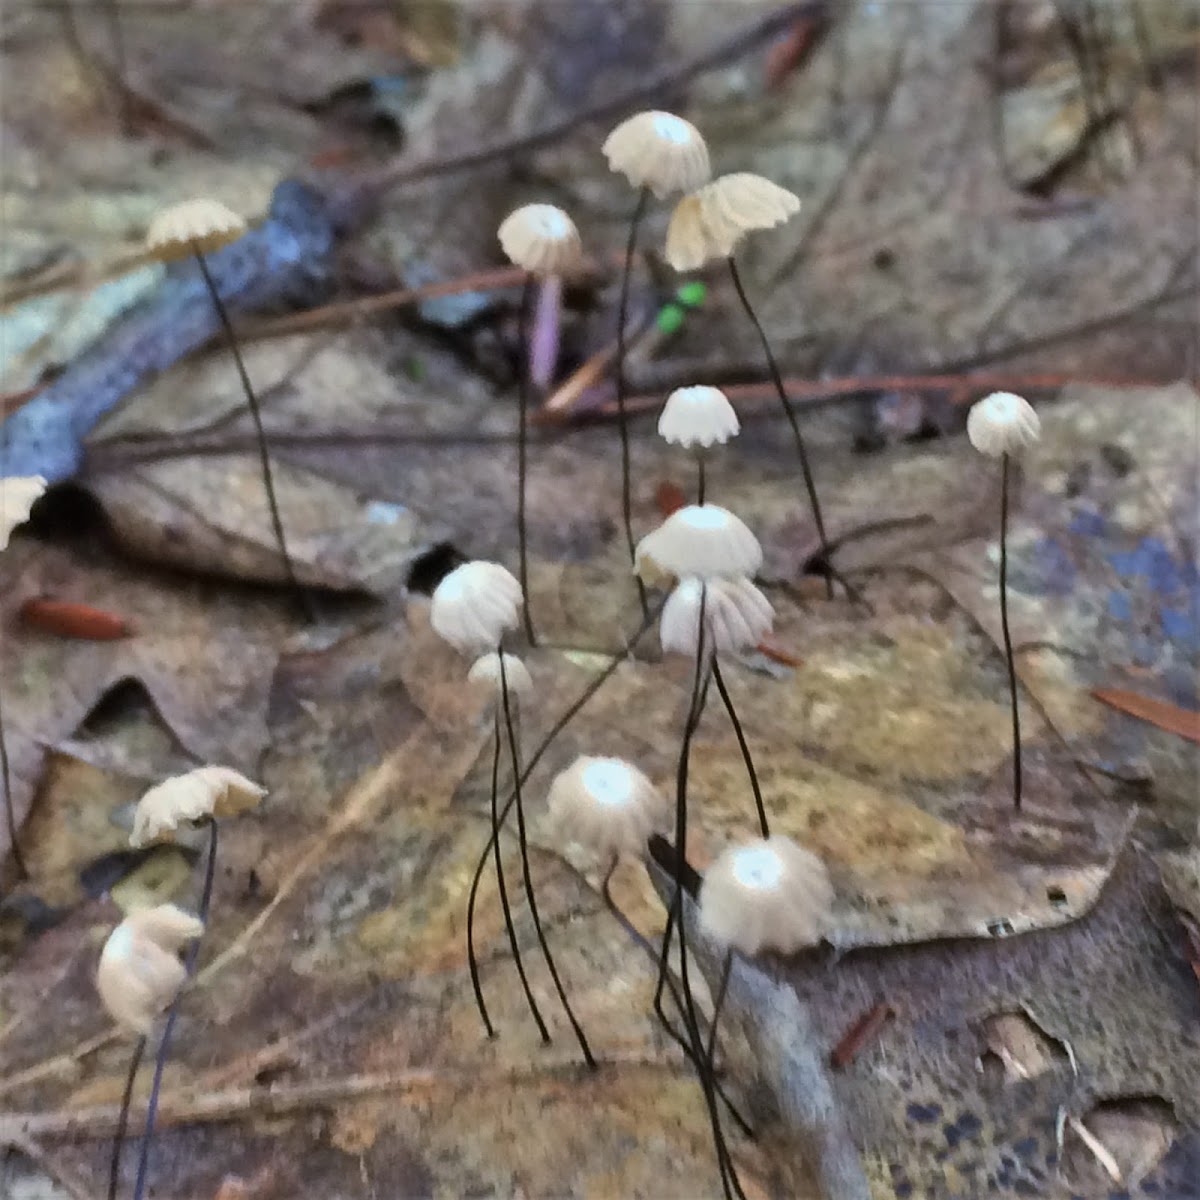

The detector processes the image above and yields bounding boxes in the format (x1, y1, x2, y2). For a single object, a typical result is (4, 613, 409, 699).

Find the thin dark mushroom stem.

(516, 275, 538, 645)
(192, 250, 313, 623)
(651, 666, 711, 1025)
(107, 1034, 145, 1200)
(710, 660, 769, 838)
(463, 597, 666, 993)
(697, 454, 707, 505)
(656, 588, 746, 1200)
(705, 950, 733, 1070)
(602, 859, 754, 1140)
(131, 818, 218, 1200)
(999, 452, 1022, 810)
(468, 703, 549, 1041)
(616, 186, 651, 620)
(497, 653, 596, 1068)
(0, 688, 28, 881)
(725, 255, 834, 599)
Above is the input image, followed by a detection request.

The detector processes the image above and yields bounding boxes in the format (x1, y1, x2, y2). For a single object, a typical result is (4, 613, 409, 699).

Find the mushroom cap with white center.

(966, 392, 1041, 458)
(430, 561, 523, 654)
(699, 836, 833, 956)
(146, 199, 247, 261)
(0, 475, 47, 550)
(467, 651, 533, 701)
(498, 204, 584, 277)
(130, 766, 267, 848)
(664, 174, 799, 270)
(602, 111, 711, 199)
(658, 386, 740, 449)
(635, 505, 762, 582)
(95, 904, 204, 1035)
(660, 576, 774, 657)
(545, 755, 668, 860)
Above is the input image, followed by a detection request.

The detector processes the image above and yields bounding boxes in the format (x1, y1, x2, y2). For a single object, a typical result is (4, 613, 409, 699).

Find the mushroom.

(146, 199, 310, 619)
(967, 391, 1042, 810)
(695, 834, 833, 1196)
(497, 204, 584, 644)
(545, 755, 669, 863)
(96, 904, 204, 1200)
(602, 111, 712, 616)
(635, 504, 763, 583)
(432, 564, 594, 1066)
(121, 766, 265, 1199)
(665, 173, 834, 598)
(657, 385, 740, 503)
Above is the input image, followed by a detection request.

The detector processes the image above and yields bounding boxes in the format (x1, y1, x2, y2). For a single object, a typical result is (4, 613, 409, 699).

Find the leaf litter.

(2, 2, 1198, 1197)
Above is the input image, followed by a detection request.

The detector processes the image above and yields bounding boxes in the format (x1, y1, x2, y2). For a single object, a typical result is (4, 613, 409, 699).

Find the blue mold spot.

(1069, 509, 1107, 537)
(1106, 591, 1133, 622)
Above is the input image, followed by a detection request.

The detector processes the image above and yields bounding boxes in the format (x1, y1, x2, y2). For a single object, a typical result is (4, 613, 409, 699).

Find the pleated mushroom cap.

(635, 504, 762, 582)
(146, 198, 247, 261)
(699, 173, 799, 240)
(658, 386, 739, 449)
(664, 174, 800, 269)
(430, 561, 523, 654)
(966, 392, 1041, 458)
(0, 475, 47, 550)
(498, 204, 583, 277)
(660, 576, 773, 657)
(602, 111, 711, 199)
(545, 755, 668, 860)
(95, 904, 204, 1035)
(467, 651, 533, 701)
(699, 836, 833, 956)
(664, 194, 714, 272)
(130, 767, 267, 848)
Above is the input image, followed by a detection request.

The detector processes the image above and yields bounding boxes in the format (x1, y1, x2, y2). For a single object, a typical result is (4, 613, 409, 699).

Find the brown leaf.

(0, 539, 292, 865)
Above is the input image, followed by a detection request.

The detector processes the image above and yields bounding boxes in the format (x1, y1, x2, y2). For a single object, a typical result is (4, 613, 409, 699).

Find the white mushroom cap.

(602, 111, 711, 199)
(663, 195, 713, 273)
(545, 755, 669, 860)
(966, 392, 1041, 458)
(130, 767, 267, 848)
(658, 386, 740, 449)
(498, 204, 584, 277)
(146, 198, 247, 261)
(660, 576, 774, 657)
(430, 561, 523, 654)
(699, 836, 833, 956)
(467, 651, 533, 700)
(0, 475, 47, 550)
(635, 505, 762, 582)
(665, 174, 800, 270)
(95, 904, 204, 1035)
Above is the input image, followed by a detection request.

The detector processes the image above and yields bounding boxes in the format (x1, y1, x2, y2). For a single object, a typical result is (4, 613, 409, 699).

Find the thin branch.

(2, 1058, 688, 1142)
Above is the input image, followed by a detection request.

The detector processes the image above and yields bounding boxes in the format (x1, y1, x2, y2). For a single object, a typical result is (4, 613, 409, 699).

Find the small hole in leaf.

(1064, 1096, 1176, 1192)
(979, 1012, 1069, 1084)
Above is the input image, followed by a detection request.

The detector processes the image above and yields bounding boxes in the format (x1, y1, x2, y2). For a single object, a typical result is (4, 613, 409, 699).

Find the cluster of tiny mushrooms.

(0, 109, 1045, 1199)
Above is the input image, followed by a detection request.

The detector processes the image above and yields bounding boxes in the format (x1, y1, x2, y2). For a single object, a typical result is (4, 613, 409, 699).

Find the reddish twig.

(548, 371, 1143, 423)
(830, 1002, 895, 1068)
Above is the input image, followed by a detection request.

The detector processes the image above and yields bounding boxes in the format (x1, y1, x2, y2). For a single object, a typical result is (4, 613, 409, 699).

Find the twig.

(237, 263, 588, 343)
(564, 371, 1146, 423)
(341, 3, 828, 208)
(1, 1058, 687, 1142)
